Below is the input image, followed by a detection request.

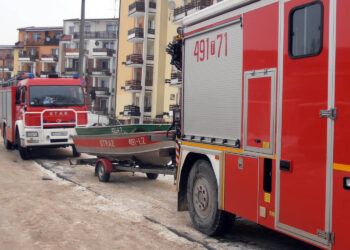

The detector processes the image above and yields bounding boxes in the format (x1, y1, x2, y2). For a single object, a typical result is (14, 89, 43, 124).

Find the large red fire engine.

(0, 74, 88, 160)
(171, 0, 350, 249)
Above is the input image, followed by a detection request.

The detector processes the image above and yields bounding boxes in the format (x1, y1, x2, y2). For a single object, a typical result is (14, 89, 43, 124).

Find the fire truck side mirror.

(24, 105, 27, 111)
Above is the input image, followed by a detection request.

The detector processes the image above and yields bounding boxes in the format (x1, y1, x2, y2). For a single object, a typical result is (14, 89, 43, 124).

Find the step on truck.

(0, 74, 88, 159)
(170, 0, 350, 249)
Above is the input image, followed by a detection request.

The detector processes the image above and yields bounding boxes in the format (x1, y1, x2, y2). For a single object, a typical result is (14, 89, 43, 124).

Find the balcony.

(128, 1, 156, 18)
(125, 54, 154, 68)
(41, 54, 58, 62)
(92, 48, 116, 57)
(124, 80, 152, 92)
(94, 107, 109, 116)
(123, 105, 140, 117)
(170, 71, 182, 87)
(73, 31, 117, 40)
(127, 28, 155, 43)
(93, 87, 110, 96)
(5, 54, 14, 60)
(18, 53, 39, 62)
(24, 39, 45, 46)
(64, 67, 78, 74)
(91, 68, 112, 76)
(174, 0, 211, 22)
(65, 48, 88, 58)
(0, 67, 13, 72)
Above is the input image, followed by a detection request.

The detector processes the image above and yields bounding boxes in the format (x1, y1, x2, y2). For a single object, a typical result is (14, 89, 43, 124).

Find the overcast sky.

(0, 0, 120, 45)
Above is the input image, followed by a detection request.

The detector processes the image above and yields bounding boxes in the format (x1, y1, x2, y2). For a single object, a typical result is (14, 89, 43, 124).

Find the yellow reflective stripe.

(181, 141, 243, 154)
(334, 163, 350, 173)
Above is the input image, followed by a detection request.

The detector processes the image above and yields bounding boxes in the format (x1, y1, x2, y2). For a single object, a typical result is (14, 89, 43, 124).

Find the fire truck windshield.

(29, 85, 85, 107)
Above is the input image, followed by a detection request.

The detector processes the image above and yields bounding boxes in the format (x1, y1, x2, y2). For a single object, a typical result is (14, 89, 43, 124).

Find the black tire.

(3, 126, 13, 150)
(187, 159, 234, 236)
(96, 161, 110, 182)
(16, 129, 30, 160)
(146, 173, 159, 180)
(19, 146, 30, 160)
(72, 145, 81, 157)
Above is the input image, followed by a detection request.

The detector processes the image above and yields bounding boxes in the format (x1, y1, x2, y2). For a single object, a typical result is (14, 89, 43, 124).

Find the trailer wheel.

(72, 145, 81, 157)
(3, 126, 13, 150)
(187, 159, 233, 236)
(96, 161, 110, 182)
(146, 173, 159, 180)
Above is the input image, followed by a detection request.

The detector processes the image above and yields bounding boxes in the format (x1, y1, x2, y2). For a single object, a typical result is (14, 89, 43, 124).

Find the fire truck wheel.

(16, 129, 30, 160)
(187, 159, 233, 236)
(96, 161, 110, 182)
(146, 173, 159, 180)
(19, 146, 30, 160)
(3, 127, 13, 150)
(72, 145, 81, 157)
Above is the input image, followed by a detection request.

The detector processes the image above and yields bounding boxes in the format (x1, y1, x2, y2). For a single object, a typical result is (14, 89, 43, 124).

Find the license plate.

(51, 132, 68, 136)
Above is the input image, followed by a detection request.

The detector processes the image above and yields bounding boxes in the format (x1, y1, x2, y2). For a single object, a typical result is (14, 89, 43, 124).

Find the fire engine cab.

(172, 0, 350, 249)
(0, 74, 88, 159)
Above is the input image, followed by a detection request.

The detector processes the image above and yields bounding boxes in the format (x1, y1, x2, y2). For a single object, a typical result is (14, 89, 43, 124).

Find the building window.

(24, 34, 28, 41)
(102, 60, 109, 70)
(51, 49, 58, 55)
(170, 94, 175, 100)
(0, 51, 2, 56)
(85, 25, 91, 32)
(32, 33, 42, 41)
(289, 1, 323, 58)
(100, 99, 107, 109)
(69, 26, 74, 35)
(106, 24, 115, 32)
(54, 33, 61, 40)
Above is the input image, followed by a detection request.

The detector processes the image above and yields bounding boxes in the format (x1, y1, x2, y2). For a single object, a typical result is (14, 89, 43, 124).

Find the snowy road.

(0, 142, 320, 250)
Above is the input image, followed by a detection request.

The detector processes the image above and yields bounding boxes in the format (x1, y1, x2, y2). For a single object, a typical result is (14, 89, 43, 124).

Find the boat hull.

(73, 131, 175, 166)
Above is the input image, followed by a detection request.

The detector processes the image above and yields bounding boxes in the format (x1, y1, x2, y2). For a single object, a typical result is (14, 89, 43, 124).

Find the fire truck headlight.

(26, 131, 39, 137)
(344, 177, 350, 190)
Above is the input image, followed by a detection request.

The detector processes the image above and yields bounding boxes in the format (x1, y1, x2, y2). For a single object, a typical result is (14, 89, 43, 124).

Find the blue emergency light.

(28, 73, 34, 79)
(73, 73, 79, 79)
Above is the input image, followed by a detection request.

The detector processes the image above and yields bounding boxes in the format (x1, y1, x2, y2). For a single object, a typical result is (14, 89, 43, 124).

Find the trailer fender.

(95, 158, 113, 174)
(177, 146, 222, 212)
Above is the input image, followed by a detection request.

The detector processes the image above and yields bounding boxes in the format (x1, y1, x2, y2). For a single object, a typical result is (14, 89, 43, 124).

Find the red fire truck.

(171, 0, 350, 249)
(0, 74, 88, 160)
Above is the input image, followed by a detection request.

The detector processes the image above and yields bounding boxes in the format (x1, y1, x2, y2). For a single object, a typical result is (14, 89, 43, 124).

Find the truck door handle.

(255, 139, 261, 144)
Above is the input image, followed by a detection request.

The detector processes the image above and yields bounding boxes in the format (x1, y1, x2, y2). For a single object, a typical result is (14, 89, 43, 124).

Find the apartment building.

(0, 45, 14, 83)
(13, 27, 63, 77)
(58, 18, 119, 117)
(116, 0, 183, 124)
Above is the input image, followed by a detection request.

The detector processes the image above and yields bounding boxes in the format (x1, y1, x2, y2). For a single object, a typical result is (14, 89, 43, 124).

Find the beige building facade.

(116, 0, 182, 124)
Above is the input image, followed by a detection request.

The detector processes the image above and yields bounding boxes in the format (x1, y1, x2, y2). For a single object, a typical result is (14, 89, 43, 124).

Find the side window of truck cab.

(15, 88, 21, 104)
(20, 87, 27, 105)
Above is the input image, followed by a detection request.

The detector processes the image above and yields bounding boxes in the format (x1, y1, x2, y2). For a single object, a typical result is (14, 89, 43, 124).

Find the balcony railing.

(92, 87, 110, 96)
(125, 54, 154, 67)
(18, 53, 39, 61)
(73, 31, 117, 39)
(174, 0, 211, 19)
(92, 68, 112, 76)
(124, 80, 152, 91)
(64, 67, 79, 72)
(92, 48, 116, 57)
(128, 1, 156, 16)
(41, 54, 58, 61)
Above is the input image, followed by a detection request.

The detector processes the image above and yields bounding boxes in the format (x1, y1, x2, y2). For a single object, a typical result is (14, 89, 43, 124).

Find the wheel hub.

(193, 178, 210, 218)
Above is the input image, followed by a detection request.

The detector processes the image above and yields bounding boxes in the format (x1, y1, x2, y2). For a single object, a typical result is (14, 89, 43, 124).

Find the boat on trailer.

(72, 124, 177, 182)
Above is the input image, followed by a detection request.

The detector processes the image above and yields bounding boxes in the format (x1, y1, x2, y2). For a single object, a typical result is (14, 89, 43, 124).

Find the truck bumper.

(21, 127, 80, 148)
